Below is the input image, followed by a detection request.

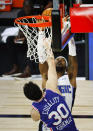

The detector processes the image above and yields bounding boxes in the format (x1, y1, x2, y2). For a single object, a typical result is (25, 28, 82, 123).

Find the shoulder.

(45, 89, 60, 97)
(46, 89, 53, 93)
(58, 74, 75, 87)
(58, 74, 69, 83)
(46, 89, 57, 94)
(45, 89, 54, 96)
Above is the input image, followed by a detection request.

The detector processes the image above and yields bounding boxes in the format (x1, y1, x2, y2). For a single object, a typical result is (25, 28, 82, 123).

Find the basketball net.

(15, 16, 52, 64)
(15, 6, 71, 63)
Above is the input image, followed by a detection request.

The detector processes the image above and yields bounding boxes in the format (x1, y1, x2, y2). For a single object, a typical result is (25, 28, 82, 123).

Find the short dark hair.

(23, 81, 42, 101)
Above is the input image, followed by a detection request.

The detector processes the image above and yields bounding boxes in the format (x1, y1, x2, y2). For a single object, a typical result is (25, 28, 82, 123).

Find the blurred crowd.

(0, 0, 53, 78)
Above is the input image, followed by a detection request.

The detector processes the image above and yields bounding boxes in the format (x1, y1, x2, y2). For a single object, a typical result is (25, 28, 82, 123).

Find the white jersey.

(57, 74, 73, 111)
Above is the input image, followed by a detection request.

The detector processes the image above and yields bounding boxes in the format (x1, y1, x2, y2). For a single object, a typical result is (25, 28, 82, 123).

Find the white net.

(15, 16, 52, 64)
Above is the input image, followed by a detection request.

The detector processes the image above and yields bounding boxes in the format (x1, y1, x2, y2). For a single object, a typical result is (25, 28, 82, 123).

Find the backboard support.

(52, 0, 61, 52)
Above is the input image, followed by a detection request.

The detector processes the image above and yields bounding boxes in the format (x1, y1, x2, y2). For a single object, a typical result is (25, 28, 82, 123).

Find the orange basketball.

(42, 8, 53, 16)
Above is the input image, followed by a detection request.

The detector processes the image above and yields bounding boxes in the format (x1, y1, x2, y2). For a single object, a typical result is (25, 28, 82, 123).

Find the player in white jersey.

(39, 37, 78, 110)
(38, 8, 78, 130)
(55, 37, 78, 110)
(57, 72, 73, 111)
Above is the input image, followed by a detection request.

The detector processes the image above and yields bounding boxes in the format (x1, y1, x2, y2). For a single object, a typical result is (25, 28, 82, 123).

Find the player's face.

(55, 57, 66, 70)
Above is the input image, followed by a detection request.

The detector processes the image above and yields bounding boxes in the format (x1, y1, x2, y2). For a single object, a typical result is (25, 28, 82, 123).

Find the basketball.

(42, 8, 53, 16)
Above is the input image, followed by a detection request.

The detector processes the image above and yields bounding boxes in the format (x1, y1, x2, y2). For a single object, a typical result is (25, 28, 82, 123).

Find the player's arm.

(38, 28, 59, 93)
(67, 37, 78, 88)
(67, 37, 78, 107)
(44, 42, 60, 94)
(39, 62, 48, 90)
(46, 53, 58, 93)
(41, 74, 47, 90)
(31, 106, 40, 121)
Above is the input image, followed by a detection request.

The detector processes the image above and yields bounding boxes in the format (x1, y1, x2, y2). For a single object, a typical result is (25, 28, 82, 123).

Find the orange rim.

(15, 15, 52, 27)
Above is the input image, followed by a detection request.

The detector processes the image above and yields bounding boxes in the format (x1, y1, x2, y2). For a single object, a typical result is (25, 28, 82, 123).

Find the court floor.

(0, 78, 93, 131)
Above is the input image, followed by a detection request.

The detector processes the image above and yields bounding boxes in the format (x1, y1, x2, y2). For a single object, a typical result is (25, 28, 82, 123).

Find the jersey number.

(48, 104, 69, 125)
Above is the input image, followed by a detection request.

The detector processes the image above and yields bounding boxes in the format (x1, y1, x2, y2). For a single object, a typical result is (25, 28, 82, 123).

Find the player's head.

(55, 56, 68, 74)
(23, 81, 43, 101)
(23, 0, 33, 15)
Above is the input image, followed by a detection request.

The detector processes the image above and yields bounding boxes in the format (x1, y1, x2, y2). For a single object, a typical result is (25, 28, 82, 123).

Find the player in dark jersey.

(23, 42, 78, 131)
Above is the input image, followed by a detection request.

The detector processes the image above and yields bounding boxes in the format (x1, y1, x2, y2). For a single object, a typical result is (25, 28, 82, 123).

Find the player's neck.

(57, 72, 65, 79)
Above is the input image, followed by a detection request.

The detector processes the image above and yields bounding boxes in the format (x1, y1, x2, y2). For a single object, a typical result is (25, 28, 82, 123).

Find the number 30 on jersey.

(48, 104, 69, 125)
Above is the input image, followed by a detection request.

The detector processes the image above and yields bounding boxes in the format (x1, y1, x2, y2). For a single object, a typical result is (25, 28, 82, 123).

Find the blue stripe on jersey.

(32, 90, 78, 131)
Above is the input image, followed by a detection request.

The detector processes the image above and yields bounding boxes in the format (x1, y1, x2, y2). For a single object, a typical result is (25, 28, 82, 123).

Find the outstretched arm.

(39, 62, 48, 90)
(46, 53, 58, 93)
(44, 40, 60, 94)
(38, 27, 59, 93)
(67, 37, 78, 107)
(37, 29, 49, 90)
(67, 37, 78, 88)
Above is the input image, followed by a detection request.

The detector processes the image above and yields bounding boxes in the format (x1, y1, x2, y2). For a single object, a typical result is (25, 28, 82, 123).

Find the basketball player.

(38, 7, 78, 130)
(38, 36, 78, 131)
(40, 8, 78, 110)
(23, 43, 78, 131)
(39, 37, 78, 111)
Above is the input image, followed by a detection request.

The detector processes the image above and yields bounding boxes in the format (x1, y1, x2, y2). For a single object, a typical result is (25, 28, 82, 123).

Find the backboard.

(52, 0, 75, 51)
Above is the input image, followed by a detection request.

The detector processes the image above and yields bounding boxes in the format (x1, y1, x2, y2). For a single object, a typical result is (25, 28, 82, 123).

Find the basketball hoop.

(15, 15, 52, 63)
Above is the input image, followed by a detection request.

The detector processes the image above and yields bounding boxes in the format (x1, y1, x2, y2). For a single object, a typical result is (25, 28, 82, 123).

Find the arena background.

(0, 0, 92, 79)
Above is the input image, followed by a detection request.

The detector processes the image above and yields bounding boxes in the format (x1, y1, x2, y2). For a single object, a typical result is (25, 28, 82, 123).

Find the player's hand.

(43, 38, 54, 62)
(37, 18, 45, 31)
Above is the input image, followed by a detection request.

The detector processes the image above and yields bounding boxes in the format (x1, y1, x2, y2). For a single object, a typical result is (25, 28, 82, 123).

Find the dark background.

(0, 0, 88, 76)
